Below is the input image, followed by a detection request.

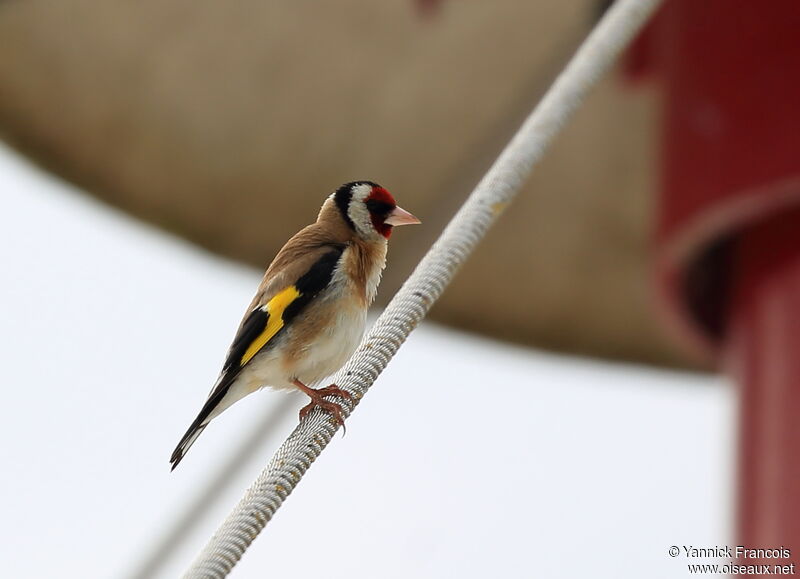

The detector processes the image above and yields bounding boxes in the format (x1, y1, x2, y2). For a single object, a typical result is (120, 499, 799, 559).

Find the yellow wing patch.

(240, 286, 301, 365)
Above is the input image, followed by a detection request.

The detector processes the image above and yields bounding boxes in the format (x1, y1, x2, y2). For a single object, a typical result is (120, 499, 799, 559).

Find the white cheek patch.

(347, 183, 375, 236)
(349, 183, 373, 203)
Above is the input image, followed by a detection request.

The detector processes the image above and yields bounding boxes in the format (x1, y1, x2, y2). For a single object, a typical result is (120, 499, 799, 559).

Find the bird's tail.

(170, 421, 208, 471)
(170, 376, 233, 470)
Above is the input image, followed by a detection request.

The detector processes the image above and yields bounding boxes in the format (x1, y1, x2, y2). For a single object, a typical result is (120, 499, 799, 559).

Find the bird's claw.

(298, 383, 352, 432)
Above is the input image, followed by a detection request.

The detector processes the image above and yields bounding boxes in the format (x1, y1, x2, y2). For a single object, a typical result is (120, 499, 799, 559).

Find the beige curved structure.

(0, 0, 686, 366)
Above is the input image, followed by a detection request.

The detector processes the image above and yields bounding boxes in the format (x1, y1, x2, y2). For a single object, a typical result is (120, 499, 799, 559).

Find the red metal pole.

(726, 208, 800, 566)
(623, 0, 800, 567)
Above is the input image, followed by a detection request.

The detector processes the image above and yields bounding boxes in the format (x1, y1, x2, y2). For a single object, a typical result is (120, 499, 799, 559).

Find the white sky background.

(0, 142, 735, 578)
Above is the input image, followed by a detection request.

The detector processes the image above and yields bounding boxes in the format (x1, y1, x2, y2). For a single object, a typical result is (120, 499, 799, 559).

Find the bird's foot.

(293, 381, 353, 429)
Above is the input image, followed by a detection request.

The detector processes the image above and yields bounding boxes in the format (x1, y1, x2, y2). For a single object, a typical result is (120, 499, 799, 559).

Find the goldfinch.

(170, 181, 420, 470)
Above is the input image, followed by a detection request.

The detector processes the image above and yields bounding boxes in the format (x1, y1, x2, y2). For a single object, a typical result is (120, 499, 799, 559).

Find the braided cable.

(184, 0, 663, 575)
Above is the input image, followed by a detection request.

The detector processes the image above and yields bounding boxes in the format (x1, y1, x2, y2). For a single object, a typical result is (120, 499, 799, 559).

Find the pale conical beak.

(384, 205, 421, 226)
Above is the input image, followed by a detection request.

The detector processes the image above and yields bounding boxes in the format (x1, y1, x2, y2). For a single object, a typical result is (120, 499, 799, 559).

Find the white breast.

(293, 301, 367, 386)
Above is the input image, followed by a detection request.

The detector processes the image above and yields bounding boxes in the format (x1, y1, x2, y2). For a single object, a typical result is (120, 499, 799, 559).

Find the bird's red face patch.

(365, 187, 397, 238)
(367, 187, 396, 207)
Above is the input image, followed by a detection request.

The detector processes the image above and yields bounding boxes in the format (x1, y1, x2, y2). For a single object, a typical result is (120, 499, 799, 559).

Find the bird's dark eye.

(365, 200, 394, 216)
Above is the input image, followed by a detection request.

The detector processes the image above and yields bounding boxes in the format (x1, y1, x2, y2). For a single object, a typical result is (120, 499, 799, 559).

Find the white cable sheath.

(184, 0, 663, 575)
